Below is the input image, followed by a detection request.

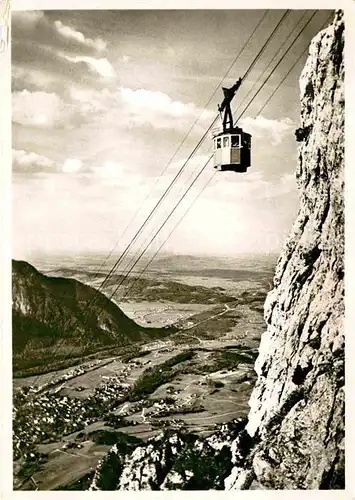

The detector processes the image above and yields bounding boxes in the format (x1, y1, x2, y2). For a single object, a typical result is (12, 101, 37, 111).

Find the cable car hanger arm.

(218, 77, 242, 132)
(217, 77, 242, 113)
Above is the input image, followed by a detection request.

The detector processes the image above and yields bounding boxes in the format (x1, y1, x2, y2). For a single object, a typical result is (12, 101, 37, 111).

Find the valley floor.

(13, 259, 273, 490)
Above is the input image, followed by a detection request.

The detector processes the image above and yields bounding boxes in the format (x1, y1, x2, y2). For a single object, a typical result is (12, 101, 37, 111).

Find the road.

(181, 302, 238, 332)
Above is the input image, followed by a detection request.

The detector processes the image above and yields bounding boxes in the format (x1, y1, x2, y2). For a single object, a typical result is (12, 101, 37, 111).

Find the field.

(13, 253, 276, 490)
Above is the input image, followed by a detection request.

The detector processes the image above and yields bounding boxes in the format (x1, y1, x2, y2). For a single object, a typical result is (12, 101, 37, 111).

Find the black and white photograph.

(2, 3, 348, 492)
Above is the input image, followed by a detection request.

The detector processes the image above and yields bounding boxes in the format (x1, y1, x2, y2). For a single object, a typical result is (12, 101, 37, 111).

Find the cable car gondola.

(213, 78, 251, 173)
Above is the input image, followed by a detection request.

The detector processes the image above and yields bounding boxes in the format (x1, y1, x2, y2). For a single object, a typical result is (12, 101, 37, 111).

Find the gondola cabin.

(213, 78, 252, 173)
(213, 127, 251, 173)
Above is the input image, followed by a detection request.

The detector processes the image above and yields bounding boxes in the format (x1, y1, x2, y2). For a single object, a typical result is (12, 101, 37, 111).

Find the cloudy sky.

(12, 9, 333, 260)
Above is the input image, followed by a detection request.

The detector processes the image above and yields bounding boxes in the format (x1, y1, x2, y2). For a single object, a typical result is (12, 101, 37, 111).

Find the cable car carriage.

(213, 78, 251, 173)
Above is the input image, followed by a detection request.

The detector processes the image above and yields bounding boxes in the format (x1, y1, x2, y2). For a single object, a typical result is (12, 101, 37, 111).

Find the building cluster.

(145, 394, 204, 420)
(13, 374, 131, 460)
(31, 359, 109, 394)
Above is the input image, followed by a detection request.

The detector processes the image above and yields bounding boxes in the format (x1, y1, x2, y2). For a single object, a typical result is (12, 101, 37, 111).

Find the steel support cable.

(109, 11, 336, 337)
(121, 170, 218, 302)
(101, 10, 290, 287)
(258, 46, 310, 115)
(93, 10, 290, 297)
(161, 12, 336, 334)
(103, 11, 321, 306)
(240, 10, 290, 83)
(110, 12, 311, 289)
(31, 11, 292, 385)
(233, 11, 318, 126)
(235, 10, 310, 117)
(73, 10, 270, 301)
(256, 12, 335, 115)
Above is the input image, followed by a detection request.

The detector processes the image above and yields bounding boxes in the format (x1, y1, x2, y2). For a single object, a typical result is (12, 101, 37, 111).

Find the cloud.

(82, 161, 148, 201)
(11, 12, 111, 91)
(12, 149, 58, 173)
(12, 152, 298, 259)
(240, 116, 294, 145)
(12, 89, 73, 128)
(91, 161, 133, 180)
(159, 169, 298, 256)
(69, 86, 214, 131)
(69, 87, 112, 113)
(12, 40, 106, 91)
(61, 158, 83, 173)
(206, 170, 297, 204)
(54, 20, 106, 52)
(12, 65, 58, 92)
(119, 87, 214, 125)
(12, 11, 106, 57)
(61, 53, 116, 79)
(13, 150, 86, 175)
(12, 10, 44, 26)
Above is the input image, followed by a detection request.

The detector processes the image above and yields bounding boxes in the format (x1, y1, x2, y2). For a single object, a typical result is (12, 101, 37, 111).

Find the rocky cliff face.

(226, 10, 345, 490)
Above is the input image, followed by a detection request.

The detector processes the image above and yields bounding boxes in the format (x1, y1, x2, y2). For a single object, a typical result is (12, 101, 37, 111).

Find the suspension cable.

(234, 11, 318, 124)
(94, 10, 290, 299)
(102, 10, 291, 289)
(84, 10, 270, 293)
(235, 10, 310, 117)
(256, 11, 335, 115)
(121, 170, 218, 302)
(33, 10, 310, 384)
(102, 10, 314, 304)
(94, 10, 335, 348)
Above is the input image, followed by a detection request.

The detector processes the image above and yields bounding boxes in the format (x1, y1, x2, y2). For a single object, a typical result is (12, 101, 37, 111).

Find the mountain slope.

(12, 260, 172, 374)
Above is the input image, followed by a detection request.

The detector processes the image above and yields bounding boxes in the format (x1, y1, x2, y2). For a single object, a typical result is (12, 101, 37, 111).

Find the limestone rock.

(244, 11, 344, 489)
(90, 419, 249, 490)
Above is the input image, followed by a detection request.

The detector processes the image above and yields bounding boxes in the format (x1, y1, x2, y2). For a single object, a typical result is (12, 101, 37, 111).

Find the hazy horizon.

(17, 249, 280, 263)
